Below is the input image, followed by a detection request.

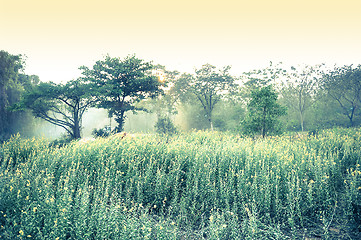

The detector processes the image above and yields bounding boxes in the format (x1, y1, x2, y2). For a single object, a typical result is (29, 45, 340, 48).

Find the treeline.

(1, 50, 361, 141)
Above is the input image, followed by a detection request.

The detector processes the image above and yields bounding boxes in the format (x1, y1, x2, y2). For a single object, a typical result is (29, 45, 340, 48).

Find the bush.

(92, 126, 111, 138)
(154, 116, 178, 135)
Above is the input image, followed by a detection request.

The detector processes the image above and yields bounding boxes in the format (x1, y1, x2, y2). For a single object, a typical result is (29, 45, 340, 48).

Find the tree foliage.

(0, 51, 24, 135)
(322, 64, 361, 127)
(80, 55, 163, 133)
(176, 64, 235, 130)
(281, 64, 324, 131)
(16, 78, 97, 139)
(242, 85, 287, 138)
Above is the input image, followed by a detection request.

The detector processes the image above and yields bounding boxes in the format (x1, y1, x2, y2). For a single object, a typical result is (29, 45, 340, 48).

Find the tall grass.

(0, 129, 360, 239)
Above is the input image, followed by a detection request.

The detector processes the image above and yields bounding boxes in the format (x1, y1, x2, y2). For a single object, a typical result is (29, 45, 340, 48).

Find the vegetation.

(15, 79, 98, 139)
(242, 86, 286, 138)
(154, 115, 178, 136)
(0, 51, 39, 141)
(1, 49, 361, 239)
(2, 49, 361, 138)
(1, 129, 361, 239)
(80, 55, 164, 133)
(175, 64, 235, 131)
(322, 64, 361, 127)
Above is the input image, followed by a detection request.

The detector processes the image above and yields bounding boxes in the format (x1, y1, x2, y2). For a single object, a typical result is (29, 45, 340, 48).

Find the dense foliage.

(16, 79, 97, 139)
(0, 51, 40, 141)
(1, 129, 360, 239)
(80, 55, 163, 133)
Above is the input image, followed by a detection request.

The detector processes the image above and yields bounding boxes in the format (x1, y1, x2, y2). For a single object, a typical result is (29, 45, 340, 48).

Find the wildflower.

(33, 207, 37, 213)
(209, 215, 214, 223)
(171, 221, 175, 225)
(19, 230, 24, 235)
(27, 235, 32, 238)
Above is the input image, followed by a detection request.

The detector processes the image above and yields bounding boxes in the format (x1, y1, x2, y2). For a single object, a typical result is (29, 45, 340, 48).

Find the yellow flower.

(19, 230, 24, 235)
(33, 207, 37, 213)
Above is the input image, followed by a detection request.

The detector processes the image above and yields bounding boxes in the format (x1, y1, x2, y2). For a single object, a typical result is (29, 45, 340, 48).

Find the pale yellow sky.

(1, 0, 361, 82)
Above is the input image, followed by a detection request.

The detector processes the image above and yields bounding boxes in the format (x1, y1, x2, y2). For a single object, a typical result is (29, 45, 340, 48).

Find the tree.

(80, 55, 163, 133)
(281, 64, 324, 131)
(176, 64, 235, 130)
(16, 78, 97, 139)
(322, 65, 361, 127)
(0, 50, 24, 135)
(242, 85, 286, 138)
(242, 61, 286, 92)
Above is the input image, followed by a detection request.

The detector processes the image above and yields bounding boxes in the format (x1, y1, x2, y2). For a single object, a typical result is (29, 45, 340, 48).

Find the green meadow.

(1, 128, 361, 239)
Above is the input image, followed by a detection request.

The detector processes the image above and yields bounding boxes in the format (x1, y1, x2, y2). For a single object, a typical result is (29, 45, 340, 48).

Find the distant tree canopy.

(322, 65, 361, 127)
(0, 51, 23, 135)
(4, 48, 361, 139)
(16, 78, 97, 139)
(0, 50, 43, 140)
(281, 64, 324, 131)
(175, 64, 235, 130)
(80, 55, 163, 133)
(242, 85, 287, 138)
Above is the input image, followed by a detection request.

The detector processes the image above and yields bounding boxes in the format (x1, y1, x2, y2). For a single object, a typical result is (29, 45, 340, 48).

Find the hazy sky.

(1, 0, 361, 83)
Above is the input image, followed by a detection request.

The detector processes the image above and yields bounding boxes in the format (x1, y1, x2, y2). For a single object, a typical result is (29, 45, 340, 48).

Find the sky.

(1, 0, 361, 83)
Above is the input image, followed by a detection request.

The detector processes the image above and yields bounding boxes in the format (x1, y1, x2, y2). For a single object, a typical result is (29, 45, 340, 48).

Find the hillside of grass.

(1, 129, 361, 239)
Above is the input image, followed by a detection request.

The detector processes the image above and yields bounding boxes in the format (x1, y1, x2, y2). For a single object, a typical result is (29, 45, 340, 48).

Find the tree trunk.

(300, 111, 304, 132)
(0, 84, 8, 134)
(72, 103, 81, 139)
(262, 107, 266, 138)
(115, 110, 126, 133)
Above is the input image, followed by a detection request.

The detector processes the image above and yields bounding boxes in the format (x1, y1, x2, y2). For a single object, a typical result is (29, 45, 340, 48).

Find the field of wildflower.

(1, 128, 361, 239)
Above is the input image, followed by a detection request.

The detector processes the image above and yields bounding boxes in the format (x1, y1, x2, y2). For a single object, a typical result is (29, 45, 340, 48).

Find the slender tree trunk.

(208, 110, 214, 131)
(300, 111, 304, 132)
(72, 103, 81, 139)
(349, 107, 355, 127)
(262, 107, 266, 138)
(0, 84, 8, 134)
(115, 110, 126, 133)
